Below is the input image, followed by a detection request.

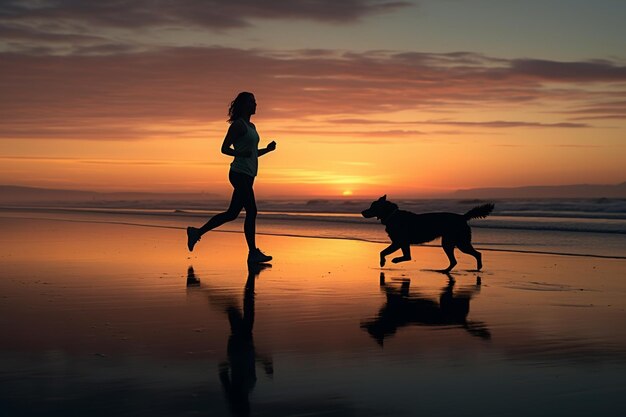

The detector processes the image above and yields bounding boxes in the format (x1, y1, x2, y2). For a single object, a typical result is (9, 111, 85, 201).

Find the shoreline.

(2, 212, 625, 260)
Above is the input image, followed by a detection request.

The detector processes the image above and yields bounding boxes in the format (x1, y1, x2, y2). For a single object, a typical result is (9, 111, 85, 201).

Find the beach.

(4, 0, 626, 415)
(1, 212, 625, 416)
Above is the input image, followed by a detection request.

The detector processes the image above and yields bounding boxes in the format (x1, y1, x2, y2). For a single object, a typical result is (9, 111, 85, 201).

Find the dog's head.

(361, 195, 398, 221)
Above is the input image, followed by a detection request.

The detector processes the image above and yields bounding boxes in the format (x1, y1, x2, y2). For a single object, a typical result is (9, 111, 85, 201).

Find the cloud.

(264, 167, 387, 185)
(0, 22, 106, 43)
(0, 155, 218, 166)
(563, 100, 626, 121)
(269, 128, 426, 137)
(0, 1, 412, 54)
(508, 59, 626, 82)
(329, 118, 591, 128)
(0, 0, 411, 31)
(0, 47, 624, 141)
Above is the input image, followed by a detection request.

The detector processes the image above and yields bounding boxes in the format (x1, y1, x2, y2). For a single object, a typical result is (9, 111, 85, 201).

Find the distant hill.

(452, 182, 626, 199)
(0, 185, 218, 206)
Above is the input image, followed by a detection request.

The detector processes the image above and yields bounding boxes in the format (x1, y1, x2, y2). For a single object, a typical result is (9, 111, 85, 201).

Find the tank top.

(229, 120, 259, 177)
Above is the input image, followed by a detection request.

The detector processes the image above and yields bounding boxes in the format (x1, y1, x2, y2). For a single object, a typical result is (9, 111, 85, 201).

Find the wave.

(5, 196, 626, 214)
(3, 205, 626, 235)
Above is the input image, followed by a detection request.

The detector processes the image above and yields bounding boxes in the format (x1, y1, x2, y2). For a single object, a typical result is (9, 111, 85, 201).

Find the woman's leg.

(236, 174, 272, 262)
(239, 175, 257, 251)
(198, 176, 245, 236)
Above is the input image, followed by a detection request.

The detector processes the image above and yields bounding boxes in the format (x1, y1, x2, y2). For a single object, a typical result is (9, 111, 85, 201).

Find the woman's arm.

(258, 140, 277, 157)
(221, 121, 251, 157)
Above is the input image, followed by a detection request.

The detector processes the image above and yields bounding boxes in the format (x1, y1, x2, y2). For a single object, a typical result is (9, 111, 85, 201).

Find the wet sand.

(1, 216, 625, 416)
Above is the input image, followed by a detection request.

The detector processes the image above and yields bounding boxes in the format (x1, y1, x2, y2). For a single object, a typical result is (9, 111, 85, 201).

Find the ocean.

(3, 198, 625, 259)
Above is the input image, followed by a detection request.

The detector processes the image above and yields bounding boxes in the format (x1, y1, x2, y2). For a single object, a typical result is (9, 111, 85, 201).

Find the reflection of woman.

(186, 264, 272, 417)
(187, 92, 276, 263)
(219, 263, 273, 417)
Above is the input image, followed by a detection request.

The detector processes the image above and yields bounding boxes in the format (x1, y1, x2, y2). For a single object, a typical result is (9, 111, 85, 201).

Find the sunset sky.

(1, 0, 625, 198)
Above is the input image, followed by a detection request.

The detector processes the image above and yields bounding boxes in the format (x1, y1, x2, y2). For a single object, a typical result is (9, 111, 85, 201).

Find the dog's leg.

(441, 240, 457, 273)
(458, 242, 482, 271)
(392, 245, 412, 264)
(380, 243, 400, 267)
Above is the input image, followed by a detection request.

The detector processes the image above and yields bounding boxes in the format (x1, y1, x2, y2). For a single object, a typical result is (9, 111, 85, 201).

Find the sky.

(1, 0, 625, 198)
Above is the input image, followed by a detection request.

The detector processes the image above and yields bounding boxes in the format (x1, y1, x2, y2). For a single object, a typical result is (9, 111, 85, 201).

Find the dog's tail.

(464, 203, 494, 220)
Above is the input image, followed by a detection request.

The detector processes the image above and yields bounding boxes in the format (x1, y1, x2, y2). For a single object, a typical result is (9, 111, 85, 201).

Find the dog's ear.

(379, 195, 387, 201)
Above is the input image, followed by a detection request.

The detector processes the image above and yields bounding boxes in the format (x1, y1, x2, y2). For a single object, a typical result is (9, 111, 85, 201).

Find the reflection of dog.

(361, 273, 491, 345)
(361, 196, 494, 272)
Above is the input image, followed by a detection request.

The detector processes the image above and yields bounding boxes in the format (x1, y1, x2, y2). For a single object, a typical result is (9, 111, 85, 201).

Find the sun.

(342, 190, 353, 196)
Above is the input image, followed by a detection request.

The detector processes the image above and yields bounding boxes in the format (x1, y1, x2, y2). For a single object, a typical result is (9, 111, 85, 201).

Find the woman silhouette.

(187, 92, 276, 263)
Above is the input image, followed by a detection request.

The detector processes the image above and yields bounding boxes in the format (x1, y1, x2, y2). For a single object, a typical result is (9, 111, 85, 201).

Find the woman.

(187, 92, 276, 263)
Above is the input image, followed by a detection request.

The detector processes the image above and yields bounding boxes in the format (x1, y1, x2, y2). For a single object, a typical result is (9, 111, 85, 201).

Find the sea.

(3, 197, 625, 259)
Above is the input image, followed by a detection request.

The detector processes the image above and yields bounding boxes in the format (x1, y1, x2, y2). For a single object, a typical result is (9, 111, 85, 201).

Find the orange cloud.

(1, 47, 624, 142)
(2, 46, 624, 194)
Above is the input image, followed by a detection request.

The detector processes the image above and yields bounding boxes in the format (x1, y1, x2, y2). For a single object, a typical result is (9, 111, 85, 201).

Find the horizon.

(2, 180, 625, 201)
(1, 1, 625, 196)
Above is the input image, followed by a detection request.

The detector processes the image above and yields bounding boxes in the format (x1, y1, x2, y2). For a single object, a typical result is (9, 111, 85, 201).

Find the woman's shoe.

(186, 227, 201, 252)
(247, 247, 272, 263)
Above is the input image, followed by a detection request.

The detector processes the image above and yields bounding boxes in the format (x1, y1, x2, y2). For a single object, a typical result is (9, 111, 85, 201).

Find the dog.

(361, 196, 494, 272)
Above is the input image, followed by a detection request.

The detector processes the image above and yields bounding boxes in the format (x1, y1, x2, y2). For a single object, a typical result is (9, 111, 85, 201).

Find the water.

(2, 198, 625, 258)
(0, 214, 625, 416)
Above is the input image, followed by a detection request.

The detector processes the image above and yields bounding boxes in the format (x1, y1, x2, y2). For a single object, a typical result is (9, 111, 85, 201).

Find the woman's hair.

(227, 91, 254, 124)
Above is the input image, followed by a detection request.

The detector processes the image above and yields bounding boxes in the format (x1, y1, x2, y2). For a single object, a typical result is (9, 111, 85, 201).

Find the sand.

(1, 215, 625, 416)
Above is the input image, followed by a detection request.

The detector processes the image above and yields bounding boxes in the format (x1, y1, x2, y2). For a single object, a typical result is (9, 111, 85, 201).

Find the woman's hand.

(259, 141, 277, 157)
